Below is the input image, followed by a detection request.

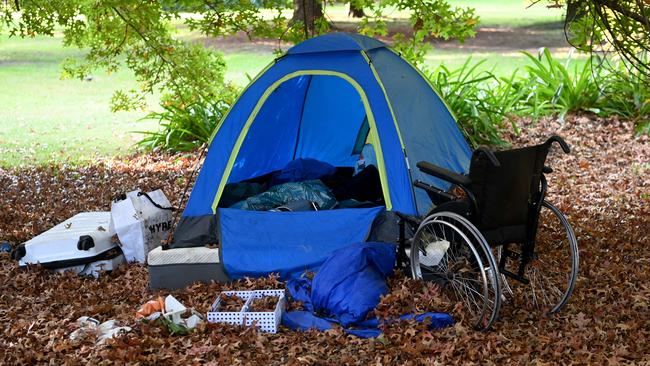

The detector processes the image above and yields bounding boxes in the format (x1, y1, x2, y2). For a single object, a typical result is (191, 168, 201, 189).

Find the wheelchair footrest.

(500, 268, 530, 285)
(498, 245, 531, 285)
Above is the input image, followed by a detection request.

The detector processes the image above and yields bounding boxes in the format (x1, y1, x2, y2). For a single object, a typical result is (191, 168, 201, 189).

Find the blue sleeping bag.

(283, 242, 454, 337)
(311, 242, 395, 326)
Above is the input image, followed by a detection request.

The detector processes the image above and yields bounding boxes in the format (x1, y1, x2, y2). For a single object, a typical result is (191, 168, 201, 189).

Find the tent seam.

(360, 50, 419, 213)
(292, 75, 314, 160)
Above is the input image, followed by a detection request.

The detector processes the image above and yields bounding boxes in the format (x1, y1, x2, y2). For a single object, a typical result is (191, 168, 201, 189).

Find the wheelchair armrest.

(414, 180, 456, 205)
(416, 161, 471, 187)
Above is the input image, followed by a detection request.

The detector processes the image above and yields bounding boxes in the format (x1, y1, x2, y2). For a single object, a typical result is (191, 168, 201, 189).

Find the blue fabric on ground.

(282, 242, 453, 338)
(281, 311, 454, 338)
(310, 242, 395, 326)
(399, 313, 455, 329)
(285, 277, 313, 311)
(219, 207, 383, 279)
(281, 311, 334, 332)
(270, 158, 337, 187)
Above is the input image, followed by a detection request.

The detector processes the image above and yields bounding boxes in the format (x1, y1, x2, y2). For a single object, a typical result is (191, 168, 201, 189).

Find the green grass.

(222, 52, 275, 85)
(0, 35, 159, 167)
(449, 0, 564, 27)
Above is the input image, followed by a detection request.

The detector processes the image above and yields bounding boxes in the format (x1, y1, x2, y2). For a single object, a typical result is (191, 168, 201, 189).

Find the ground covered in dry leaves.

(1, 115, 648, 364)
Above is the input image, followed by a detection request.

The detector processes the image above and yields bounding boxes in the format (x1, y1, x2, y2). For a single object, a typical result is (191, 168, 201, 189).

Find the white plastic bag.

(109, 189, 174, 263)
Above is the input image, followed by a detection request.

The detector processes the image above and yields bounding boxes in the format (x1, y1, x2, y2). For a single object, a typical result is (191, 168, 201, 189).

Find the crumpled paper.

(69, 316, 131, 344)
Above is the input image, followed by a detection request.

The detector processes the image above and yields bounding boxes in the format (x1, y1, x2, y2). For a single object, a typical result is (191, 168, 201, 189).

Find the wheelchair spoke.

(498, 201, 579, 315)
(411, 212, 501, 330)
(451, 275, 486, 315)
(530, 266, 565, 305)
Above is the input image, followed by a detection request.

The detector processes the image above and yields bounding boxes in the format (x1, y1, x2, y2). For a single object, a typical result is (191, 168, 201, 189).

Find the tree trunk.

(349, 2, 365, 18)
(292, 0, 323, 38)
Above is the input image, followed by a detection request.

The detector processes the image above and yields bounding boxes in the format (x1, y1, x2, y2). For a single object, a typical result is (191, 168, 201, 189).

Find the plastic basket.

(207, 289, 285, 333)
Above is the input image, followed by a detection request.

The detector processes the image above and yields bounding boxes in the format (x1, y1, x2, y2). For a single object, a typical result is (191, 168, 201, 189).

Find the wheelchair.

(399, 135, 579, 330)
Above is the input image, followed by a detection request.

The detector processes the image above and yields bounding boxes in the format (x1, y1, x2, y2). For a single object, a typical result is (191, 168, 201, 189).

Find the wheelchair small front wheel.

(410, 212, 501, 330)
(499, 201, 579, 314)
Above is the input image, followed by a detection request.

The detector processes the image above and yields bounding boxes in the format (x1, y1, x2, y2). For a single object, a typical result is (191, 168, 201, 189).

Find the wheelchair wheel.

(410, 212, 501, 330)
(499, 201, 579, 314)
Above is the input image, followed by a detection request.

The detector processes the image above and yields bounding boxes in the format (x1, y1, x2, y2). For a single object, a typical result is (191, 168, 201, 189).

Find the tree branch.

(592, 0, 649, 29)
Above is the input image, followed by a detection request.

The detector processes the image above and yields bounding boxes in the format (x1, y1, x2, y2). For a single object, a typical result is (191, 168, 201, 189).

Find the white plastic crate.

(207, 289, 285, 333)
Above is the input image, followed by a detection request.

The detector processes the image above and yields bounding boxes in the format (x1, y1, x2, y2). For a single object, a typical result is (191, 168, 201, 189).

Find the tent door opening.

(212, 72, 391, 211)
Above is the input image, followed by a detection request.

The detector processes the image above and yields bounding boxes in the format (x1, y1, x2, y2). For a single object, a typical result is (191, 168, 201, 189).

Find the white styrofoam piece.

(185, 314, 203, 329)
(164, 295, 186, 313)
(160, 295, 204, 329)
(207, 289, 286, 333)
(147, 246, 220, 266)
(20, 212, 114, 266)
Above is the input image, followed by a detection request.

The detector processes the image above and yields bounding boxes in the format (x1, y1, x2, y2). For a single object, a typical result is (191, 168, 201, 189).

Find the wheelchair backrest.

(468, 143, 551, 242)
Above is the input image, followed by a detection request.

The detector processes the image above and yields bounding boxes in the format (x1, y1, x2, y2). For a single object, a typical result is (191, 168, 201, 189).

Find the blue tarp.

(282, 242, 454, 338)
(219, 207, 384, 279)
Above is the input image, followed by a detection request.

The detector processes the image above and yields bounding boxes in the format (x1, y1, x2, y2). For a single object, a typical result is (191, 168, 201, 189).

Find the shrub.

(425, 49, 650, 147)
(520, 48, 603, 120)
(137, 85, 240, 151)
(518, 48, 650, 133)
(598, 54, 650, 132)
(426, 59, 524, 147)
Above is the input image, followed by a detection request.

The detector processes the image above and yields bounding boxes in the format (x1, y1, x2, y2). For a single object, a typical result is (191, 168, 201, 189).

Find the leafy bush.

(598, 54, 650, 133)
(429, 49, 650, 147)
(137, 86, 240, 151)
(428, 60, 494, 146)
(518, 49, 650, 131)
(519, 48, 603, 120)
(426, 59, 529, 146)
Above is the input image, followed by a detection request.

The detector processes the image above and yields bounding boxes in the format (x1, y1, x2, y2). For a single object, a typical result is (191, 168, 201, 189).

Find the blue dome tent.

(171, 33, 472, 279)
